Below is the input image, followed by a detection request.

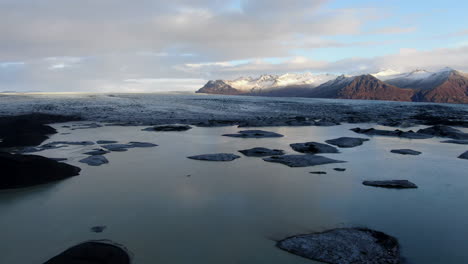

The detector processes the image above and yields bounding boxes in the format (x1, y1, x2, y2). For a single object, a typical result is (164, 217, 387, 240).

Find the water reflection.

(1, 123, 467, 264)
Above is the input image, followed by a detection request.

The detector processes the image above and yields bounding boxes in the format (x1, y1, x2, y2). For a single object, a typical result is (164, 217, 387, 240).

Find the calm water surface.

(1, 123, 467, 264)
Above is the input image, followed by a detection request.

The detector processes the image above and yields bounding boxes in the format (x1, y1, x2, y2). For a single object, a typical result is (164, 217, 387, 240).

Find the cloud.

(0, 0, 466, 92)
(177, 45, 468, 78)
(0, 0, 371, 61)
(2, 44, 467, 92)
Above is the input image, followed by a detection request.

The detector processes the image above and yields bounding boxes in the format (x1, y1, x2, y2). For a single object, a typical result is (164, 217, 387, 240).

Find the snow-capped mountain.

(223, 73, 337, 91)
(196, 68, 468, 104)
(375, 68, 447, 90)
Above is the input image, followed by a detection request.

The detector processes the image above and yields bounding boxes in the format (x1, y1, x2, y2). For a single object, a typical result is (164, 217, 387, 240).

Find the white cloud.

(0, 1, 466, 92)
(176, 45, 468, 78)
(0, 0, 371, 61)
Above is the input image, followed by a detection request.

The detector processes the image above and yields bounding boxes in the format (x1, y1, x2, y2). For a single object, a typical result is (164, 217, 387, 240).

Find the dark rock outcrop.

(90, 226, 107, 233)
(458, 151, 468, 160)
(79, 155, 109, 166)
(187, 153, 241, 161)
(0, 152, 80, 189)
(84, 149, 110, 155)
(417, 125, 468, 140)
(128, 142, 158, 148)
(0, 114, 80, 148)
(223, 130, 284, 138)
(238, 147, 285, 157)
(50, 158, 67, 162)
(310, 171, 327, 174)
(102, 142, 157, 152)
(101, 144, 132, 152)
(144, 124, 192, 132)
(325, 137, 369, 148)
(96, 140, 118, 144)
(350, 127, 433, 139)
(334, 168, 346, 171)
(277, 228, 401, 264)
(390, 149, 422, 155)
(263, 155, 345, 167)
(363, 180, 418, 189)
(44, 241, 130, 264)
(290, 142, 339, 154)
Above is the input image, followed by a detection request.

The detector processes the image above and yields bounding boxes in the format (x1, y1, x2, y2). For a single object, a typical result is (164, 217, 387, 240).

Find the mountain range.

(196, 68, 468, 104)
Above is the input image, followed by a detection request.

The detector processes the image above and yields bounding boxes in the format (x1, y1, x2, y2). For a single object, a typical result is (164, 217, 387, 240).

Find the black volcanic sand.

(43, 241, 130, 264)
(0, 113, 80, 148)
(0, 152, 81, 189)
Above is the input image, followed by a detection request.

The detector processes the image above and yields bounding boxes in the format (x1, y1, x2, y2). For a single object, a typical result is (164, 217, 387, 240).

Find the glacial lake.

(1, 122, 467, 264)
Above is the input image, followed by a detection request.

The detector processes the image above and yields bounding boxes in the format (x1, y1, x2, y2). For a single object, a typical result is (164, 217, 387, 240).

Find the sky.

(0, 0, 467, 92)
